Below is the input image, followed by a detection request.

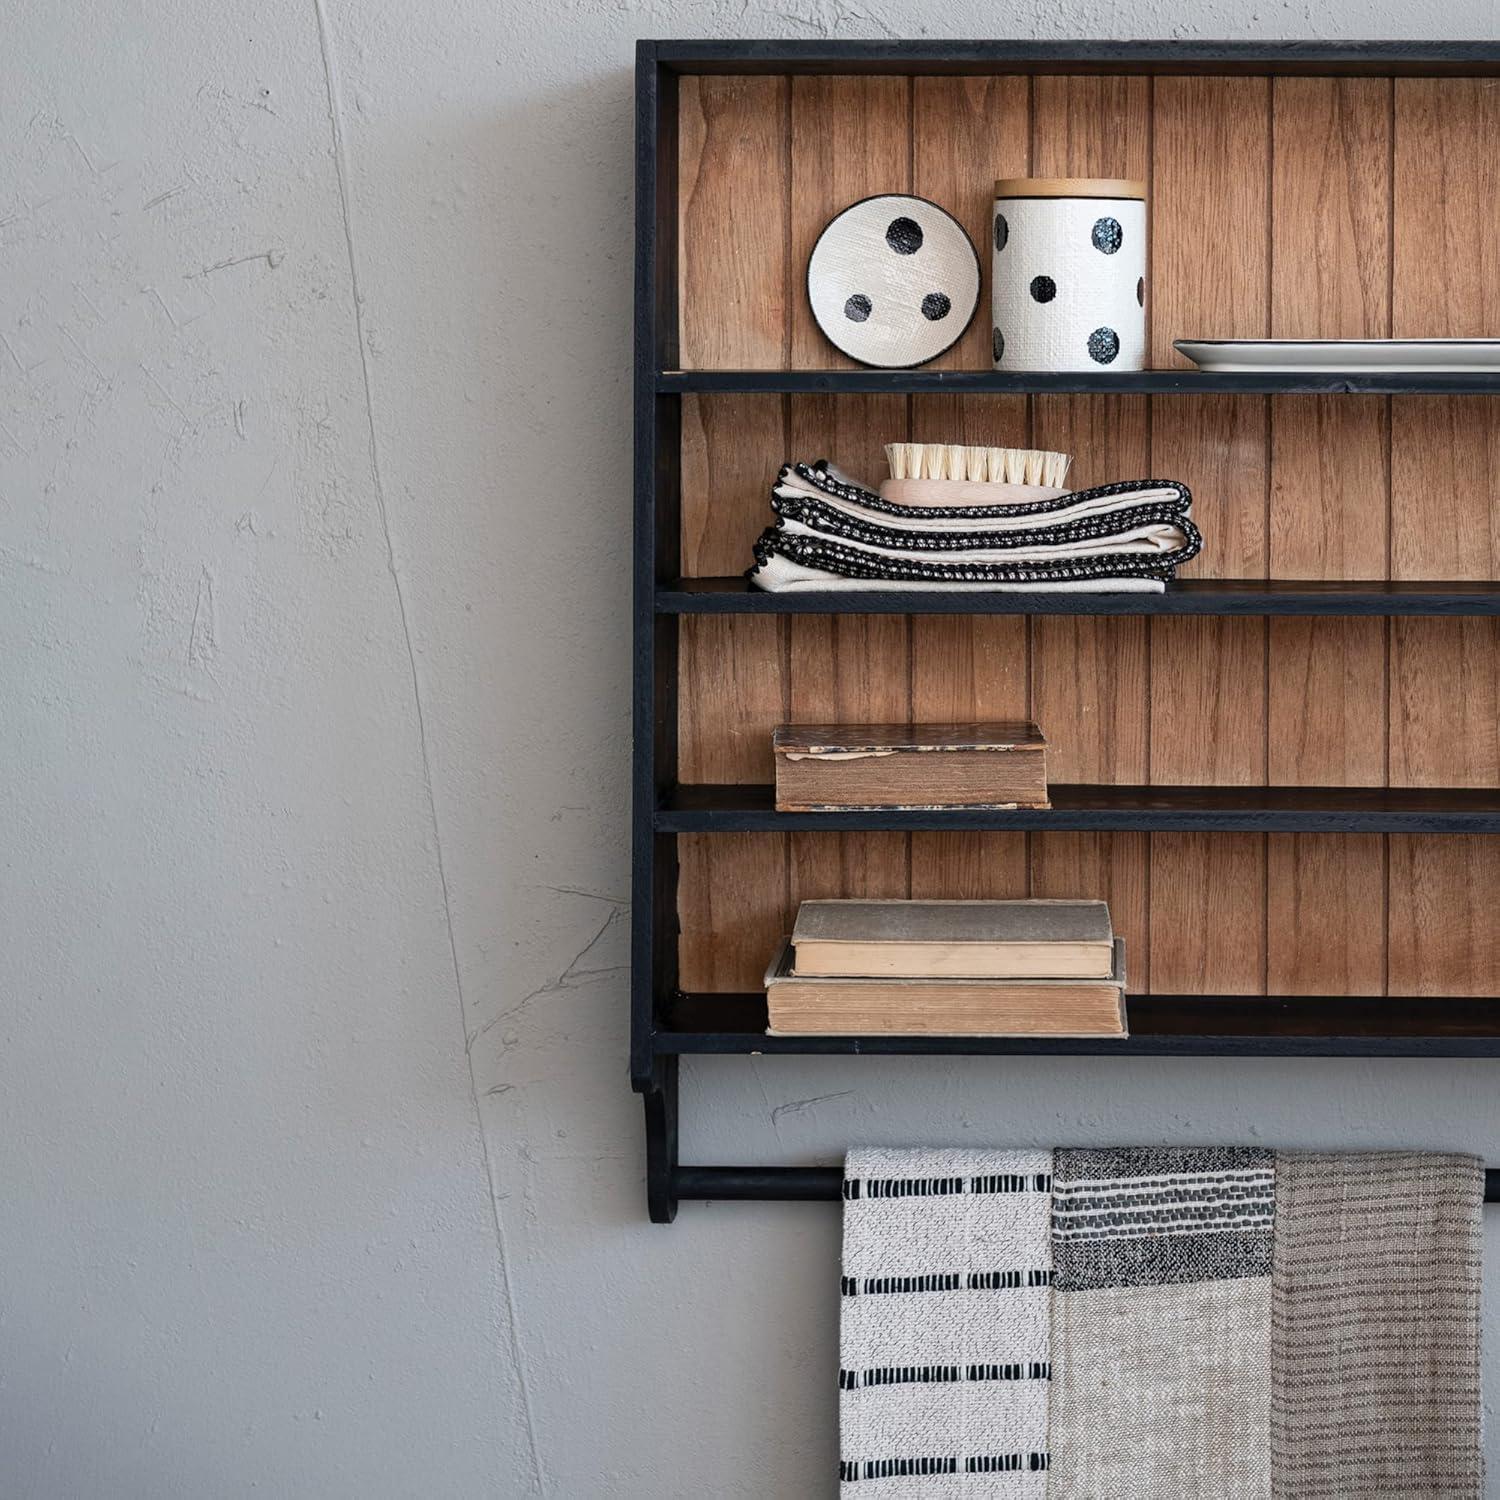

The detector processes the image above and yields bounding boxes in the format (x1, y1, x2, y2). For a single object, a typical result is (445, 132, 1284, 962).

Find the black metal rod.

(674, 1165, 1500, 1203)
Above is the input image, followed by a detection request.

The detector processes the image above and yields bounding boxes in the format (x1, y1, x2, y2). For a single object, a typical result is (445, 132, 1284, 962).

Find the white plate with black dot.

(1175, 338, 1500, 373)
(807, 195, 979, 368)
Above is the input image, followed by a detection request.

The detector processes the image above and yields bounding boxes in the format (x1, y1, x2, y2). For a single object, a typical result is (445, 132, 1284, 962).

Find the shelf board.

(657, 993, 1500, 1058)
(658, 783, 1500, 835)
(660, 368, 1500, 396)
(659, 577, 1500, 617)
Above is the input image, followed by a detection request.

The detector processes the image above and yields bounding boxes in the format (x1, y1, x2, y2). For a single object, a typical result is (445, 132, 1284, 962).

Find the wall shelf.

(661, 368, 1500, 396)
(633, 38, 1500, 1223)
(657, 783, 1500, 834)
(658, 992, 1500, 1056)
(658, 578, 1500, 616)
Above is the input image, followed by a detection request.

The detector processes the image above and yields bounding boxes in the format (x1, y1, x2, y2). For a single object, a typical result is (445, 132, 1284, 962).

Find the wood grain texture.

(1270, 77, 1391, 341)
(913, 76, 1029, 370)
(1267, 835, 1386, 996)
(1031, 393, 1149, 785)
(1388, 837, 1500, 996)
(1149, 834, 1265, 995)
(678, 833, 788, 991)
(1031, 833, 1149, 995)
(907, 392, 1031, 896)
(678, 76, 789, 369)
(1149, 77, 1272, 994)
(1022, 74, 1156, 997)
(1389, 78, 1500, 995)
(1265, 80, 1394, 995)
(790, 76, 911, 369)
(668, 69, 1500, 1003)
(680, 394, 783, 576)
(677, 86, 792, 988)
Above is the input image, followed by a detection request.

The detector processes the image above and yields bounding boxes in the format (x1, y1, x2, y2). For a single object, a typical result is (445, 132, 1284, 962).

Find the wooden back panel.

(675, 73, 1500, 998)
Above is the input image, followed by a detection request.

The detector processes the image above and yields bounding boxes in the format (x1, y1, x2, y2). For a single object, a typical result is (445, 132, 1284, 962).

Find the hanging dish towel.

(1048, 1147, 1277, 1499)
(840, 1147, 1054, 1494)
(840, 1147, 1483, 1497)
(1270, 1151, 1484, 1499)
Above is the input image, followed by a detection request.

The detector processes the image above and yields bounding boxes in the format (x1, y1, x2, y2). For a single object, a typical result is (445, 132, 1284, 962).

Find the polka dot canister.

(991, 177, 1146, 372)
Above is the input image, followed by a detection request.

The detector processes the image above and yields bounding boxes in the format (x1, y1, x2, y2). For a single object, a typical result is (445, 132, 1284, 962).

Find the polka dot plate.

(807, 195, 979, 368)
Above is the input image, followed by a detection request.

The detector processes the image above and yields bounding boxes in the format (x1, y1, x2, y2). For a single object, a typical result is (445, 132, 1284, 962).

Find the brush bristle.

(884, 441, 1073, 488)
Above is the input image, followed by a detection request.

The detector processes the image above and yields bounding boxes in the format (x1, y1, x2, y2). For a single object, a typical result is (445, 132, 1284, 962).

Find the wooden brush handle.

(879, 479, 1070, 507)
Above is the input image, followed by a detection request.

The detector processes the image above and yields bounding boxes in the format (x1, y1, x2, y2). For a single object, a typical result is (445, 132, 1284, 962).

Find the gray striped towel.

(1048, 1147, 1275, 1499)
(840, 1148, 1053, 1495)
(1270, 1151, 1484, 1499)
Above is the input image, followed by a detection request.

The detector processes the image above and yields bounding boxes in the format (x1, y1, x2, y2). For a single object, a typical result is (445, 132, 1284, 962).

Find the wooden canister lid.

(994, 176, 1146, 200)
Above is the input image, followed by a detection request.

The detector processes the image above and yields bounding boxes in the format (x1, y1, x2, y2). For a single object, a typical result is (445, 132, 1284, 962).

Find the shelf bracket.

(641, 1055, 680, 1223)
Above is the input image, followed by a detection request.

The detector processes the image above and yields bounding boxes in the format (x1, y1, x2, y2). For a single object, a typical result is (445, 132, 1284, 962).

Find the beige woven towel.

(1047, 1147, 1275, 1500)
(1270, 1151, 1484, 1499)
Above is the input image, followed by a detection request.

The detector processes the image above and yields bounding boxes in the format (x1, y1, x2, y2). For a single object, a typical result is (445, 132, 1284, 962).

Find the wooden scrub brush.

(881, 442, 1073, 506)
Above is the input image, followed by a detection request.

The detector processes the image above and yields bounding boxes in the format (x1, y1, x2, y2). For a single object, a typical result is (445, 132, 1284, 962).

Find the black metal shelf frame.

(662, 368, 1500, 395)
(632, 39, 1500, 1223)
(659, 578, 1500, 616)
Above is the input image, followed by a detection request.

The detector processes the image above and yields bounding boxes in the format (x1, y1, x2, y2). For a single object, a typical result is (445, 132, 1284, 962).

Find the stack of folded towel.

(748, 461, 1201, 594)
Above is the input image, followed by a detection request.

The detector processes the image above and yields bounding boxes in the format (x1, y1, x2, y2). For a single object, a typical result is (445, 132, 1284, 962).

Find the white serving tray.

(1175, 338, 1500, 373)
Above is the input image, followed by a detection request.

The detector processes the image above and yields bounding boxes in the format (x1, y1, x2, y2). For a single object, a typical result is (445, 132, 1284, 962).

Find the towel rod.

(672, 1165, 1500, 1204)
(642, 1058, 1500, 1220)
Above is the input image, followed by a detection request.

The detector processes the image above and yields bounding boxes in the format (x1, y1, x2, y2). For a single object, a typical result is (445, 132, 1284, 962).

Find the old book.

(773, 722, 1048, 810)
(790, 898, 1114, 978)
(764, 937, 1127, 1036)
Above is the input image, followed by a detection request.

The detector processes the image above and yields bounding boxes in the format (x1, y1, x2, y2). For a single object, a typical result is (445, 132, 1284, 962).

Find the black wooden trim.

(659, 578, 1500, 617)
(660, 368, 1500, 395)
(672, 1165, 1500, 1203)
(657, 992, 1500, 1056)
(650, 39, 1500, 77)
(657, 783, 1500, 834)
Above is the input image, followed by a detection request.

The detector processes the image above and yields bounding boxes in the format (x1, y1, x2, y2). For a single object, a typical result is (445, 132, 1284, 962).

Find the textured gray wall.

(4, 2, 1499, 1496)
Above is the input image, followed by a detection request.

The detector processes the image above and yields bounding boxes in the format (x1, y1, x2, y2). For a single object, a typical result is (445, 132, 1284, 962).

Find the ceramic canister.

(991, 177, 1146, 372)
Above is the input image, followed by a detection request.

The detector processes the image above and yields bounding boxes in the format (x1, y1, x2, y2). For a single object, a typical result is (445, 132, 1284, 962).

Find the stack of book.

(773, 721, 1049, 811)
(764, 899, 1127, 1037)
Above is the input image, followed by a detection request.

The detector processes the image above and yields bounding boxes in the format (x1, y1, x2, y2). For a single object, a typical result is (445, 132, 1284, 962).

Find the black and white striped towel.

(749, 463, 1201, 593)
(840, 1148, 1053, 1496)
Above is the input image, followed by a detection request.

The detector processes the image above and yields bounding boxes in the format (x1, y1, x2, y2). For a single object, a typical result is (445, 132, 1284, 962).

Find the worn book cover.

(773, 721, 1048, 811)
(790, 898, 1113, 978)
(764, 937, 1127, 1036)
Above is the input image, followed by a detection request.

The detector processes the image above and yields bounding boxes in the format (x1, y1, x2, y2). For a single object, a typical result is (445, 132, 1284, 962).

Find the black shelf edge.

(656, 993, 1500, 1058)
(670, 1165, 1500, 1204)
(659, 368, 1500, 395)
(648, 40, 1500, 77)
(659, 577, 1500, 617)
(657, 783, 1500, 834)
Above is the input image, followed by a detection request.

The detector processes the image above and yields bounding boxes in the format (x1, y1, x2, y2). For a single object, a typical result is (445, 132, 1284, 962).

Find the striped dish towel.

(1047, 1147, 1277, 1499)
(840, 1147, 1483, 1497)
(840, 1148, 1053, 1495)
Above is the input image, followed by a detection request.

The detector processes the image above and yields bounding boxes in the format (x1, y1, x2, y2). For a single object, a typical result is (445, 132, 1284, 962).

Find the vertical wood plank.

(907, 394, 1031, 897)
(1390, 78, 1500, 996)
(676, 80, 793, 988)
(790, 76, 911, 370)
(678, 834, 788, 991)
(1024, 78, 1155, 988)
(1265, 78, 1393, 995)
(1031, 834, 1150, 996)
(678, 76, 789, 369)
(913, 76, 1029, 370)
(1030, 395, 1150, 785)
(786, 71, 913, 910)
(1388, 838, 1500, 996)
(1149, 77, 1272, 993)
